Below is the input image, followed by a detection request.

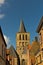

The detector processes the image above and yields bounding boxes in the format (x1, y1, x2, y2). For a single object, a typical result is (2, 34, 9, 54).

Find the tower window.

(19, 35, 21, 40)
(23, 35, 24, 40)
(26, 35, 27, 40)
(22, 42, 24, 47)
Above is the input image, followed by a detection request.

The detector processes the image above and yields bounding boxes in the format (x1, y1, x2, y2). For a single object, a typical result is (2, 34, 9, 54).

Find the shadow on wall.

(6, 59, 10, 65)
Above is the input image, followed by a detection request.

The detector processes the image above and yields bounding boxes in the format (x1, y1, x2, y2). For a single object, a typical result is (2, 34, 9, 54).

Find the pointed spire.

(36, 16, 43, 33)
(19, 20, 26, 32)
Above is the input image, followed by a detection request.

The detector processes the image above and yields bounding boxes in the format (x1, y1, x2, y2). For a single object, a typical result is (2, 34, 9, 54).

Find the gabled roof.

(36, 16, 43, 33)
(9, 45, 19, 58)
(0, 26, 7, 46)
(9, 45, 20, 65)
(19, 20, 26, 32)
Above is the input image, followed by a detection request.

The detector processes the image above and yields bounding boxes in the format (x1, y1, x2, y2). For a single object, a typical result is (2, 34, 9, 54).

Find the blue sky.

(0, 0, 43, 48)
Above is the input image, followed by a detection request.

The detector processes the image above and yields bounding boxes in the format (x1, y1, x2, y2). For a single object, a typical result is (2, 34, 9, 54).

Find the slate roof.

(36, 16, 43, 33)
(9, 45, 19, 58)
(19, 20, 26, 32)
(9, 45, 20, 65)
(0, 26, 7, 46)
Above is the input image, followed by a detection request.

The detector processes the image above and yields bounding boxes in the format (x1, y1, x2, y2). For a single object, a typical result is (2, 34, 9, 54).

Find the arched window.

(23, 35, 24, 40)
(25, 35, 27, 40)
(19, 35, 21, 40)
(22, 42, 24, 47)
(22, 59, 25, 65)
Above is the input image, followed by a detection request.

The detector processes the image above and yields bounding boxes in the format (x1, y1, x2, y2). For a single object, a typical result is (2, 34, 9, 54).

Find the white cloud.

(0, 0, 9, 19)
(0, 0, 5, 19)
(0, 0, 5, 7)
(4, 35, 11, 48)
(0, 14, 5, 19)
(0, 0, 5, 4)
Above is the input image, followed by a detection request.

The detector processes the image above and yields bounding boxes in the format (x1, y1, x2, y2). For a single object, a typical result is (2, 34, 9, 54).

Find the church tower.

(16, 20, 30, 65)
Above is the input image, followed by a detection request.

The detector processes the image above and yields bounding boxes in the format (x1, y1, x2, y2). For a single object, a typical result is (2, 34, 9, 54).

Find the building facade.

(35, 16, 43, 65)
(16, 20, 31, 65)
(0, 27, 7, 65)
